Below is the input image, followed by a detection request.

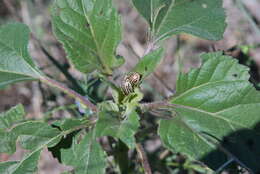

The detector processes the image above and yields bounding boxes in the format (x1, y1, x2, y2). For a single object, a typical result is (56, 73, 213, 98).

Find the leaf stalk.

(40, 77, 98, 113)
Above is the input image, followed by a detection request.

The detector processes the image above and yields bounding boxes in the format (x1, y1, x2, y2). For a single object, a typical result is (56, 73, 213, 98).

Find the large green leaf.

(159, 52, 260, 172)
(96, 110, 140, 149)
(48, 118, 90, 162)
(12, 121, 61, 150)
(61, 131, 106, 174)
(0, 150, 41, 174)
(0, 121, 61, 154)
(51, 0, 123, 74)
(0, 23, 42, 88)
(0, 119, 88, 173)
(132, 48, 163, 78)
(132, 0, 226, 41)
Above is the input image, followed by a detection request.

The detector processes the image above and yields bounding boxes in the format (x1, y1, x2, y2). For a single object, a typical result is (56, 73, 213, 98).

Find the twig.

(136, 143, 152, 174)
(40, 76, 98, 113)
(140, 100, 174, 111)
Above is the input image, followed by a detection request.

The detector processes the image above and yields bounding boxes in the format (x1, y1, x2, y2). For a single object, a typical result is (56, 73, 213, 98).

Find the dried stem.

(40, 77, 98, 113)
(136, 143, 152, 174)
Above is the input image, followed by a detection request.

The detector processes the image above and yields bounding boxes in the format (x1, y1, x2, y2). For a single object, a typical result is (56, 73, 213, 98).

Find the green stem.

(40, 77, 98, 113)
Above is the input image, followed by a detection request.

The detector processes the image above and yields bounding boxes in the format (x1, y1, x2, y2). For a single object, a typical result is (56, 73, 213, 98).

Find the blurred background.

(0, 0, 260, 173)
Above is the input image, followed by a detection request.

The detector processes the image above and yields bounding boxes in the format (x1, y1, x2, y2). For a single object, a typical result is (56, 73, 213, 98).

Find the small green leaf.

(0, 149, 41, 174)
(132, 0, 226, 41)
(0, 104, 25, 130)
(159, 52, 260, 172)
(61, 131, 106, 174)
(96, 110, 140, 149)
(51, 0, 123, 74)
(132, 48, 163, 78)
(0, 23, 42, 88)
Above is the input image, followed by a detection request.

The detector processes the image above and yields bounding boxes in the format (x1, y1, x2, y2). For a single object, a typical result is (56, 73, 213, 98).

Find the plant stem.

(140, 100, 173, 111)
(136, 143, 152, 174)
(40, 76, 98, 112)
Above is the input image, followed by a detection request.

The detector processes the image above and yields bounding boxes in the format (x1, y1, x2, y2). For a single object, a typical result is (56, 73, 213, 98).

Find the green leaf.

(0, 150, 41, 174)
(0, 121, 61, 154)
(12, 121, 61, 150)
(96, 110, 140, 149)
(159, 52, 260, 172)
(0, 104, 25, 130)
(0, 23, 42, 88)
(132, 0, 226, 41)
(132, 48, 163, 78)
(0, 120, 87, 173)
(0, 132, 16, 154)
(61, 131, 106, 174)
(0, 104, 25, 154)
(0, 118, 87, 154)
(52, 118, 88, 131)
(51, 0, 123, 74)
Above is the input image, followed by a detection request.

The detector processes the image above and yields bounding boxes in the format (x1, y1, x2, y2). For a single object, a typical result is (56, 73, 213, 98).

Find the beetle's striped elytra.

(121, 72, 142, 95)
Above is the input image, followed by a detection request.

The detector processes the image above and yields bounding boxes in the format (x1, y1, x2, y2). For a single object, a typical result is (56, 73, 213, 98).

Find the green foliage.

(0, 23, 41, 88)
(51, 0, 124, 75)
(61, 131, 106, 174)
(96, 110, 140, 149)
(2, 0, 259, 173)
(132, 48, 163, 78)
(0, 104, 25, 154)
(159, 52, 260, 172)
(132, 0, 226, 41)
(0, 150, 41, 174)
(0, 105, 91, 173)
(12, 121, 61, 150)
(0, 104, 25, 130)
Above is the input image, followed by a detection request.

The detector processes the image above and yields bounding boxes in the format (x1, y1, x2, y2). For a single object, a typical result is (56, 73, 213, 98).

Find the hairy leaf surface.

(61, 131, 106, 174)
(0, 23, 41, 88)
(0, 150, 41, 174)
(0, 119, 87, 173)
(96, 110, 140, 149)
(0, 104, 25, 154)
(132, 0, 226, 41)
(0, 104, 25, 130)
(52, 0, 123, 74)
(133, 48, 163, 78)
(159, 52, 260, 172)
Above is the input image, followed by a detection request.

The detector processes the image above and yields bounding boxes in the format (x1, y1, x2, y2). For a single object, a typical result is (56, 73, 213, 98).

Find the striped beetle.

(121, 72, 142, 95)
